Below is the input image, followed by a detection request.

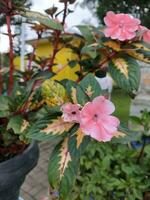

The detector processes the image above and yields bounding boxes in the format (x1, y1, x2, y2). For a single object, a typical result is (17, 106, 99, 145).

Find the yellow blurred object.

(14, 35, 81, 81)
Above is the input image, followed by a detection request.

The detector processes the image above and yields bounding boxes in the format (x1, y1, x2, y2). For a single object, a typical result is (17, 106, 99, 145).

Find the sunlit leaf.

(42, 79, 67, 106)
(103, 40, 121, 52)
(42, 117, 73, 135)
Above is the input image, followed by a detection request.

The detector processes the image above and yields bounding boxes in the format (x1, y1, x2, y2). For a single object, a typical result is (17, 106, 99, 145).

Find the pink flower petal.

(143, 29, 150, 44)
(79, 96, 120, 142)
(92, 96, 115, 115)
(104, 11, 141, 41)
(104, 11, 116, 27)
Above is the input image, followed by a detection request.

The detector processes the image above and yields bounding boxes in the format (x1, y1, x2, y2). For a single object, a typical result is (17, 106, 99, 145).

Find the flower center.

(93, 114, 98, 121)
(71, 111, 76, 115)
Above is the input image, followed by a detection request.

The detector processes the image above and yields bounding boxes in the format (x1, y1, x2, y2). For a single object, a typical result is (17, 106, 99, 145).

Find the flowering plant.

(0, 0, 150, 199)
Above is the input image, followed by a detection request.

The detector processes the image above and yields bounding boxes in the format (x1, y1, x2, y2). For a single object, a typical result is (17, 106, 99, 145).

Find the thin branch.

(48, 1, 68, 71)
(27, 31, 42, 71)
(77, 51, 117, 82)
(136, 137, 146, 164)
(6, 9, 15, 95)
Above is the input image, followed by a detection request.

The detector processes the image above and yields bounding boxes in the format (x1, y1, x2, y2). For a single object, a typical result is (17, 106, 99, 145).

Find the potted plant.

(24, 4, 149, 200)
(0, 0, 150, 199)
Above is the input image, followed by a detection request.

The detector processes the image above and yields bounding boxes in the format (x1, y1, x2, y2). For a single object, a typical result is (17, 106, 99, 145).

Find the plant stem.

(27, 31, 42, 71)
(48, 30, 61, 71)
(136, 137, 146, 164)
(48, 1, 68, 71)
(77, 51, 117, 82)
(6, 0, 14, 95)
(0, 58, 3, 95)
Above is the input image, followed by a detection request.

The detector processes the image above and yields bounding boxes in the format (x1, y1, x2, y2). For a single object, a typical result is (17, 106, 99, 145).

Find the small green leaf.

(81, 45, 97, 58)
(0, 96, 11, 111)
(77, 25, 94, 44)
(7, 116, 24, 134)
(21, 10, 63, 31)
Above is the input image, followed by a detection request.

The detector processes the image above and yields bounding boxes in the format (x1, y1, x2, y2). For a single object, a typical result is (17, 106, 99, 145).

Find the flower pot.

(0, 141, 39, 200)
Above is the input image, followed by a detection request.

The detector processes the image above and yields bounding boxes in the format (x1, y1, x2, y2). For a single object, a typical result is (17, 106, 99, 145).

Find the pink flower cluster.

(104, 11, 150, 44)
(61, 96, 120, 142)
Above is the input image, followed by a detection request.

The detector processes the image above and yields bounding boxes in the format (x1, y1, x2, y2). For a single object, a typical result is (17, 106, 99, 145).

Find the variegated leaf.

(76, 128, 85, 149)
(103, 40, 121, 52)
(48, 137, 78, 199)
(7, 116, 27, 134)
(112, 57, 128, 78)
(42, 117, 74, 135)
(27, 117, 73, 141)
(109, 55, 140, 92)
(20, 120, 30, 133)
(71, 87, 78, 104)
(126, 42, 150, 64)
(78, 73, 102, 101)
(59, 137, 71, 179)
(42, 79, 67, 106)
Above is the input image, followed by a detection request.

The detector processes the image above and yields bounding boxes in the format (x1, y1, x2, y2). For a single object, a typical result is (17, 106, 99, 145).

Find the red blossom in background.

(143, 29, 150, 44)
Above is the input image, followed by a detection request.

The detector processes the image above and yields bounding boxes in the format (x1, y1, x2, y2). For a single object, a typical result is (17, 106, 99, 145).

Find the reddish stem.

(6, 11, 15, 96)
(27, 31, 42, 71)
(48, 30, 61, 71)
(48, 1, 68, 71)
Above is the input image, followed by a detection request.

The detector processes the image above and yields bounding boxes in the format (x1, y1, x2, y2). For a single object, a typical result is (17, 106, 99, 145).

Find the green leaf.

(48, 137, 78, 199)
(0, 96, 11, 111)
(69, 127, 90, 159)
(0, 96, 12, 117)
(129, 116, 142, 125)
(81, 45, 97, 59)
(7, 116, 24, 134)
(79, 73, 102, 100)
(66, 80, 89, 105)
(76, 86, 90, 105)
(21, 10, 63, 31)
(109, 55, 140, 92)
(77, 25, 94, 44)
(66, 80, 78, 104)
(112, 124, 140, 144)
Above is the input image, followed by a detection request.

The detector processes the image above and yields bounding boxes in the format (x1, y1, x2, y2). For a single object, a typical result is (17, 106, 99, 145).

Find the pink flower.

(138, 26, 150, 44)
(143, 29, 150, 44)
(80, 96, 120, 142)
(61, 103, 81, 122)
(104, 11, 141, 41)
